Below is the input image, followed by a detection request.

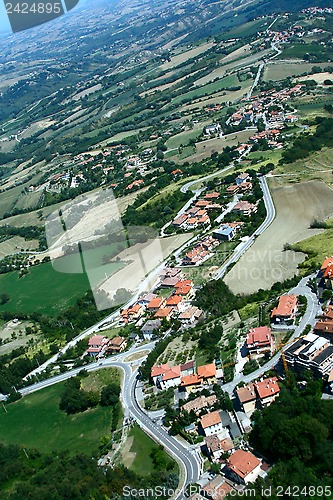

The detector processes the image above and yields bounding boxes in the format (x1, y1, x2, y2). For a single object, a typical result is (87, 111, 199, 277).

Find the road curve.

(214, 175, 275, 280)
(221, 274, 319, 394)
(18, 351, 201, 498)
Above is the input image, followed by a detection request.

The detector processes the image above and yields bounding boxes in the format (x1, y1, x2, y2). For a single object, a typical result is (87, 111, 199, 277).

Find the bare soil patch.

(225, 180, 333, 294)
(160, 42, 215, 71)
(121, 436, 136, 468)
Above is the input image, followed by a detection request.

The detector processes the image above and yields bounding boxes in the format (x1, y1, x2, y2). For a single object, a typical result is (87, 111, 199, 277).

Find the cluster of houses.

(236, 377, 280, 414)
(120, 267, 204, 328)
(226, 171, 252, 196)
(86, 334, 127, 357)
(182, 391, 269, 495)
(173, 192, 222, 231)
(189, 447, 266, 499)
(151, 360, 223, 391)
(229, 84, 304, 140)
(182, 235, 220, 266)
(277, 258, 333, 383)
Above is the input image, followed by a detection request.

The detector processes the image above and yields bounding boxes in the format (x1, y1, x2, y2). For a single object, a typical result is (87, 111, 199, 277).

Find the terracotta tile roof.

(204, 192, 220, 199)
(323, 306, 333, 320)
(227, 449, 260, 479)
(200, 411, 221, 429)
(323, 264, 333, 279)
(314, 320, 333, 334)
(147, 297, 165, 309)
(154, 307, 173, 318)
(271, 294, 298, 318)
(151, 363, 170, 378)
(180, 374, 202, 387)
(162, 365, 181, 381)
(236, 384, 256, 403)
(177, 285, 194, 296)
(321, 256, 333, 270)
(110, 336, 126, 347)
(197, 363, 216, 379)
(175, 279, 193, 288)
(220, 438, 234, 452)
(195, 200, 209, 207)
(255, 377, 280, 399)
(246, 326, 272, 346)
(166, 295, 182, 306)
(173, 214, 188, 225)
(88, 335, 107, 347)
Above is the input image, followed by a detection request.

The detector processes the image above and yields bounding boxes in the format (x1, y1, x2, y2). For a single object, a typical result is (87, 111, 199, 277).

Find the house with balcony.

(246, 326, 274, 356)
(86, 335, 109, 357)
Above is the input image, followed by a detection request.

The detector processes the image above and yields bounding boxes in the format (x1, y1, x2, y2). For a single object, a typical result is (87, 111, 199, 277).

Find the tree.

(322, 289, 332, 302)
(100, 383, 120, 407)
(0, 293, 10, 305)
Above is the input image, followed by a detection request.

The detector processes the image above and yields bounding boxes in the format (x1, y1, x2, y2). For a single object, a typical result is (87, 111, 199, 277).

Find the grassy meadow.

(0, 368, 121, 456)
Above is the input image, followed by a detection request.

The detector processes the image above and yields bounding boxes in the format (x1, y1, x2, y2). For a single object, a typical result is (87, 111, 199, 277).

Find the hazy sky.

(0, 0, 91, 35)
(0, 2, 11, 34)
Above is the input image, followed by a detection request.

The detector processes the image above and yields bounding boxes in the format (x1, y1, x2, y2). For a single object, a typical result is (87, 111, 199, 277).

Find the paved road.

(221, 274, 319, 394)
(180, 163, 235, 194)
(214, 175, 275, 279)
(17, 344, 201, 499)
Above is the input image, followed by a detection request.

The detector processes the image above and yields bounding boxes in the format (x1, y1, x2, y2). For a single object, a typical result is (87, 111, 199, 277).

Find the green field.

(0, 262, 90, 315)
(167, 74, 241, 107)
(0, 243, 128, 315)
(125, 424, 177, 476)
(0, 370, 121, 455)
(293, 217, 333, 273)
(220, 18, 268, 40)
(263, 62, 327, 81)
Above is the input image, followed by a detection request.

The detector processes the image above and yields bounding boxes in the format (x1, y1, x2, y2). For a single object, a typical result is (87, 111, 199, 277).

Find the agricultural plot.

(178, 129, 255, 164)
(195, 49, 272, 86)
(225, 180, 333, 294)
(263, 61, 329, 81)
(0, 236, 39, 259)
(272, 147, 333, 187)
(0, 369, 120, 455)
(159, 41, 215, 71)
(0, 262, 90, 315)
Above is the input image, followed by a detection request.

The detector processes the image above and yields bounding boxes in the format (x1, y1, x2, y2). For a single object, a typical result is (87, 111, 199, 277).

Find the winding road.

(214, 175, 275, 279)
(17, 341, 201, 499)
